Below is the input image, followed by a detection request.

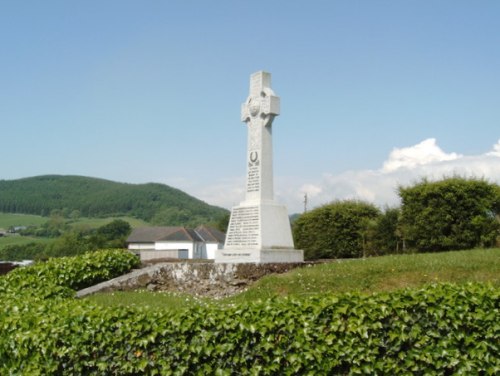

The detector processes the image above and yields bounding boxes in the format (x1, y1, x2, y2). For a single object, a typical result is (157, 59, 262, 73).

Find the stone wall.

(77, 262, 306, 299)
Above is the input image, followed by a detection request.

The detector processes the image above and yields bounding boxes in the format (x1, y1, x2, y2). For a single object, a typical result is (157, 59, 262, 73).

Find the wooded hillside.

(0, 175, 228, 225)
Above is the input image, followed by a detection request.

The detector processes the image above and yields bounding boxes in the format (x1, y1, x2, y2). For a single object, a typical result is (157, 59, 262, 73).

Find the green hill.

(0, 175, 228, 226)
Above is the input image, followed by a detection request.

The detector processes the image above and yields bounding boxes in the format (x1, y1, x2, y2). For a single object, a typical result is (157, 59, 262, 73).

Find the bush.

(293, 200, 380, 259)
(1, 249, 140, 295)
(399, 177, 500, 252)
(0, 242, 47, 261)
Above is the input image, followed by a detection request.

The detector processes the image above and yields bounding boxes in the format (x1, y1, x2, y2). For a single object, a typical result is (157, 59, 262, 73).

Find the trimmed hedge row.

(1, 251, 499, 374)
(1, 249, 140, 298)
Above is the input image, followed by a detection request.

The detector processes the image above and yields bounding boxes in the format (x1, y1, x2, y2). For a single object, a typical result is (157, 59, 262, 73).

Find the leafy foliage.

(0, 175, 228, 225)
(90, 219, 132, 248)
(399, 177, 500, 252)
(0, 219, 133, 261)
(1, 249, 140, 293)
(0, 242, 47, 261)
(293, 200, 380, 259)
(1, 251, 498, 374)
(372, 207, 403, 255)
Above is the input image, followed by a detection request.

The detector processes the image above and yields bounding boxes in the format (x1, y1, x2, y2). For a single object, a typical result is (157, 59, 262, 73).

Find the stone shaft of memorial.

(242, 71, 280, 203)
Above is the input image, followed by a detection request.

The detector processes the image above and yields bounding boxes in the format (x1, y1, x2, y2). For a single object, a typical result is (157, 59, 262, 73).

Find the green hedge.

(1, 251, 499, 374)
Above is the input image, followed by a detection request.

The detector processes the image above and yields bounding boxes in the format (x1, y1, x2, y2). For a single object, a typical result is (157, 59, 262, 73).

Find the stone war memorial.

(215, 71, 304, 263)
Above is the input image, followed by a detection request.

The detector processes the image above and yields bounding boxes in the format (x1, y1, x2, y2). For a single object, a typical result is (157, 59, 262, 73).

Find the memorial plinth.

(215, 71, 303, 263)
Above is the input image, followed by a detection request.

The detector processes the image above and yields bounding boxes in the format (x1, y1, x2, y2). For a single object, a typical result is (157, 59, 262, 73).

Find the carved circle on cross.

(249, 96, 261, 117)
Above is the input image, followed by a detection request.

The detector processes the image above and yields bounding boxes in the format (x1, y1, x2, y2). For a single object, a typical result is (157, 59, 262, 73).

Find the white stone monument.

(215, 71, 304, 263)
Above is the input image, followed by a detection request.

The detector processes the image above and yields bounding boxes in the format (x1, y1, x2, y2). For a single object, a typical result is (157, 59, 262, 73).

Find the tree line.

(0, 175, 228, 226)
(293, 177, 500, 259)
(0, 219, 133, 261)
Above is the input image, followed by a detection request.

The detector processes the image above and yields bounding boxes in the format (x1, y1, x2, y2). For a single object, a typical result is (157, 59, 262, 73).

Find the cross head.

(241, 71, 280, 126)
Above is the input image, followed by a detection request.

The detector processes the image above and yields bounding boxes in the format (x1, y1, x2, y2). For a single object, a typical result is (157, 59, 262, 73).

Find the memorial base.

(215, 248, 304, 264)
(215, 200, 304, 264)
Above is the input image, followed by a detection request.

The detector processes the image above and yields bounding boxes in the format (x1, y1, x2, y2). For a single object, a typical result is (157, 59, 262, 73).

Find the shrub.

(399, 177, 500, 252)
(293, 200, 380, 259)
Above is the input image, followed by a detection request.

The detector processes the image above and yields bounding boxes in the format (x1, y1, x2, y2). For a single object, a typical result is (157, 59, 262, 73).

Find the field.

(0, 213, 47, 228)
(0, 212, 149, 252)
(88, 248, 500, 310)
(0, 235, 53, 248)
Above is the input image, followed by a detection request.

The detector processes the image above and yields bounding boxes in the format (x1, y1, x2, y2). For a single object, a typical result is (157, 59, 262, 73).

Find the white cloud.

(292, 138, 500, 213)
(488, 139, 500, 157)
(382, 138, 461, 172)
(166, 176, 245, 210)
(185, 138, 500, 214)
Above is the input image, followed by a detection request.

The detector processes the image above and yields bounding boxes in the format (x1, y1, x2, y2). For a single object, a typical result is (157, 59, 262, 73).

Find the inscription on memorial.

(225, 206, 260, 247)
(247, 151, 260, 193)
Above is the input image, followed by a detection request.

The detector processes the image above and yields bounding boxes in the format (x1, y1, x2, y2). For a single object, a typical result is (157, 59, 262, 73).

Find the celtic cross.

(241, 71, 280, 202)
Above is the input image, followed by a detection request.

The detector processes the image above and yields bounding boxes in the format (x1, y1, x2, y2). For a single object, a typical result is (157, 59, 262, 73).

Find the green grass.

(0, 213, 47, 228)
(0, 212, 149, 253)
(0, 235, 53, 248)
(88, 248, 500, 310)
(230, 248, 500, 303)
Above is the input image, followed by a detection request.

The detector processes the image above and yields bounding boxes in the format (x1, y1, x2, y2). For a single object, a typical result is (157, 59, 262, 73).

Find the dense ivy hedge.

(1, 251, 499, 374)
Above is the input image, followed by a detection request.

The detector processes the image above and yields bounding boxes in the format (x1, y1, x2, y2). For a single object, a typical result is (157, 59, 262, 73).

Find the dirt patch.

(0, 263, 18, 275)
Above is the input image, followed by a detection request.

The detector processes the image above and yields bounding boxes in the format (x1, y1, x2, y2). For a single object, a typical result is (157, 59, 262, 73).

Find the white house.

(127, 226, 225, 261)
(194, 225, 226, 259)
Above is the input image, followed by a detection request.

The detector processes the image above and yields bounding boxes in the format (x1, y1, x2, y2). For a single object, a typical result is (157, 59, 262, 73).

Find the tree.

(151, 207, 192, 226)
(0, 242, 47, 261)
(46, 229, 92, 258)
(293, 200, 380, 260)
(215, 213, 230, 233)
(96, 219, 131, 240)
(92, 219, 132, 248)
(372, 207, 403, 255)
(399, 177, 500, 252)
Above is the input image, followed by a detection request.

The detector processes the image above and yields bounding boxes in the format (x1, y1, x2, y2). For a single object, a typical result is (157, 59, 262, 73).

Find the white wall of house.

(128, 240, 222, 260)
(140, 249, 188, 261)
(193, 242, 205, 259)
(205, 242, 223, 259)
(128, 243, 155, 251)
(155, 241, 195, 258)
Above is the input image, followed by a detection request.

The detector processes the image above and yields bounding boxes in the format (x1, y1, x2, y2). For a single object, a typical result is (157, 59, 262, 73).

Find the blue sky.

(1, 1, 499, 213)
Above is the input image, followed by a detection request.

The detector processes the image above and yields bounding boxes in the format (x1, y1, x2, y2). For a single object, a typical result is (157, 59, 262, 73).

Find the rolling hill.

(0, 175, 228, 226)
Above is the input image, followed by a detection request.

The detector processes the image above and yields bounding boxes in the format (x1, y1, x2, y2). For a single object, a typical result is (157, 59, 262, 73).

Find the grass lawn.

(0, 235, 53, 248)
(0, 213, 47, 229)
(230, 248, 499, 303)
(87, 248, 500, 310)
(0, 212, 149, 253)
